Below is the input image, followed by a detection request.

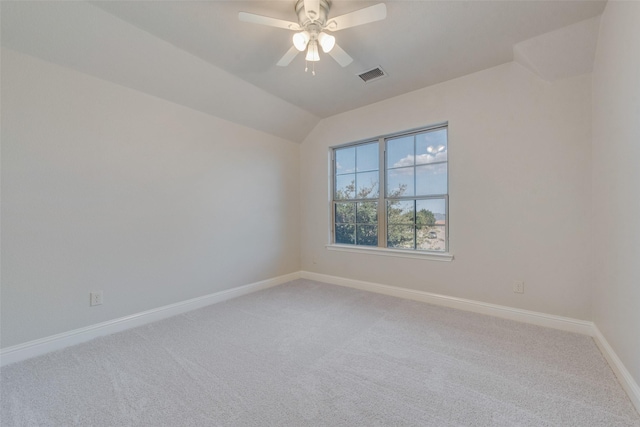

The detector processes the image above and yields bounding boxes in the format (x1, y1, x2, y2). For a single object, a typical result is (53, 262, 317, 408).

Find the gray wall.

(1, 48, 301, 348)
(300, 62, 593, 320)
(592, 1, 640, 387)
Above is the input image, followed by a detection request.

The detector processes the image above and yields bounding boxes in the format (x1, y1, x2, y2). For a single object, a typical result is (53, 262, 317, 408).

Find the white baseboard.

(300, 271, 593, 335)
(0, 272, 300, 367)
(592, 325, 640, 414)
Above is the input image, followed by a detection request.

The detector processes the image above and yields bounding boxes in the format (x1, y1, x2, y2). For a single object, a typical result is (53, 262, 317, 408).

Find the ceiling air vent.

(358, 66, 387, 83)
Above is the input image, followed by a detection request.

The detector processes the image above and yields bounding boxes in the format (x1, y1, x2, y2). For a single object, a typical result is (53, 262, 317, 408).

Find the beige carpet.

(2, 279, 639, 426)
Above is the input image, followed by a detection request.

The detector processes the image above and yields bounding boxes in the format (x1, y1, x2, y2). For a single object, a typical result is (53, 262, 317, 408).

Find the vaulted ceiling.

(1, 1, 606, 142)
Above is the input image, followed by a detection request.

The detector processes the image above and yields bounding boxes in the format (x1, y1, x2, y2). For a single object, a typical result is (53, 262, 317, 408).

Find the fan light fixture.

(305, 40, 320, 61)
(293, 31, 310, 51)
(293, 31, 334, 64)
(317, 32, 335, 53)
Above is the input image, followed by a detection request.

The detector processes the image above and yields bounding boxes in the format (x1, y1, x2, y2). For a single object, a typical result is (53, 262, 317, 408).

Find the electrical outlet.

(513, 281, 524, 294)
(90, 291, 103, 306)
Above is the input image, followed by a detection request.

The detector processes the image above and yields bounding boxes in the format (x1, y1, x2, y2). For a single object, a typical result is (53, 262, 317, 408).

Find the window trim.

(329, 123, 451, 259)
(326, 243, 453, 262)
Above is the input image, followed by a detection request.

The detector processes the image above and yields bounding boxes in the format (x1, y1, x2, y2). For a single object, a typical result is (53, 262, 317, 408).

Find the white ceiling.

(92, 0, 605, 115)
(514, 15, 601, 82)
(1, 1, 606, 141)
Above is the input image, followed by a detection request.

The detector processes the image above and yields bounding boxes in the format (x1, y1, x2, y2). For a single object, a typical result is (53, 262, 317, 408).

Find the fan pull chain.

(304, 61, 316, 76)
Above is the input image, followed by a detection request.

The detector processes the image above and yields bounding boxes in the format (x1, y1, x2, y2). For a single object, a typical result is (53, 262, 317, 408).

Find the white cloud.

(393, 150, 447, 168)
(335, 161, 356, 174)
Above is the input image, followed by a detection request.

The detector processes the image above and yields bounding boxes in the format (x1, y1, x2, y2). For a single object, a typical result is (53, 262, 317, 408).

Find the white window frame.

(328, 123, 453, 262)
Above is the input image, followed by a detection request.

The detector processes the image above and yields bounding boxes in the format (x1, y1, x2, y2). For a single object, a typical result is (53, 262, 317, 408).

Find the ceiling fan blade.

(238, 12, 301, 31)
(304, 0, 321, 22)
(277, 46, 299, 67)
(328, 43, 353, 67)
(325, 3, 387, 32)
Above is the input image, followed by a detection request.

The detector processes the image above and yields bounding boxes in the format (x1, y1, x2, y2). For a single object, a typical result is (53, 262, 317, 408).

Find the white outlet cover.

(513, 281, 525, 294)
(90, 291, 103, 306)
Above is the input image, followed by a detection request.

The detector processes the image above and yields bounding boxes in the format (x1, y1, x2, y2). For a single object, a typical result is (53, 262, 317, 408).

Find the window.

(331, 124, 449, 255)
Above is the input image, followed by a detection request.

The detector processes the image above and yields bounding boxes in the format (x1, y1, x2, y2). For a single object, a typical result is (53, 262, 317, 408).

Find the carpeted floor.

(1, 279, 639, 426)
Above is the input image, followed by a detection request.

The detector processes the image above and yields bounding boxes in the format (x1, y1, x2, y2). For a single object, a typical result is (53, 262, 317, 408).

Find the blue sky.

(335, 129, 447, 204)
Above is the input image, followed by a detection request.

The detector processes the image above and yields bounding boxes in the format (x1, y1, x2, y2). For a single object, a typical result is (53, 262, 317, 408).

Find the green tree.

(335, 180, 378, 245)
(386, 184, 414, 248)
(416, 209, 436, 226)
(335, 181, 435, 249)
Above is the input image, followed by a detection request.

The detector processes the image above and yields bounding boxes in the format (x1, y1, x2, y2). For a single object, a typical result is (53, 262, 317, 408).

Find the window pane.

(356, 171, 379, 199)
(333, 125, 448, 252)
(356, 143, 378, 172)
(335, 202, 355, 224)
(415, 129, 447, 165)
(335, 174, 355, 199)
(335, 147, 355, 174)
(356, 225, 378, 246)
(387, 167, 414, 197)
(386, 136, 414, 169)
(387, 200, 414, 224)
(417, 225, 446, 252)
(388, 225, 415, 249)
(335, 224, 355, 244)
(356, 202, 378, 224)
(416, 199, 446, 226)
(415, 164, 447, 196)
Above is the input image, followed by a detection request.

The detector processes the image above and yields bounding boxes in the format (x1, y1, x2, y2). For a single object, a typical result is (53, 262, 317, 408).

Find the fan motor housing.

(295, 0, 331, 27)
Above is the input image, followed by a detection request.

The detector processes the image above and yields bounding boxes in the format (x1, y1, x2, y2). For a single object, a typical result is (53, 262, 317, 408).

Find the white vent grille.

(358, 66, 387, 83)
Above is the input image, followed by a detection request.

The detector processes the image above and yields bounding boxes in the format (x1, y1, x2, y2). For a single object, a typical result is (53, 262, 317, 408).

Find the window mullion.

(331, 151, 336, 244)
(378, 137, 386, 248)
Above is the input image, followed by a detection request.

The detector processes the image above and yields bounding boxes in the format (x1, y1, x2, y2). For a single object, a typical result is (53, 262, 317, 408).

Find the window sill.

(326, 244, 454, 262)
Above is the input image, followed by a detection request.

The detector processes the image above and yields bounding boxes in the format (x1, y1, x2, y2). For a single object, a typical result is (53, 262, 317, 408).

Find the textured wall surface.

(591, 1, 640, 387)
(301, 62, 593, 320)
(1, 48, 300, 348)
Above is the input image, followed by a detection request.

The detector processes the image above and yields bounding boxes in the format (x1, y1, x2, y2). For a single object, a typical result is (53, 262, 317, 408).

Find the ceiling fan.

(239, 0, 387, 73)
